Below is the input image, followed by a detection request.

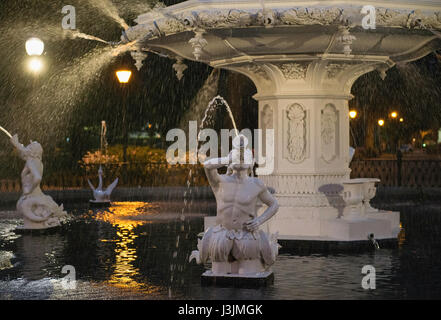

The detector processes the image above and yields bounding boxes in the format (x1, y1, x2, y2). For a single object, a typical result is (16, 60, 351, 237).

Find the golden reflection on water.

(93, 202, 161, 294)
(398, 222, 406, 247)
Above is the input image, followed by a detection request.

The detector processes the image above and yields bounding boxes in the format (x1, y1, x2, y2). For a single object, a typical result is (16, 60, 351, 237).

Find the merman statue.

(190, 135, 280, 284)
(10, 134, 68, 230)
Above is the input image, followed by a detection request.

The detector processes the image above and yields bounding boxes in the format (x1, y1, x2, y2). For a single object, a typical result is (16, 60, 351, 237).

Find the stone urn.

(359, 178, 381, 215)
(342, 180, 365, 221)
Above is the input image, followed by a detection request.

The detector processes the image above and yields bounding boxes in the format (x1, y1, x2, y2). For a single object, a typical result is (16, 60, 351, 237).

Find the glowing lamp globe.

(349, 110, 357, 119)
(116, 70, 132, 83)
(25, 38, 44, 56)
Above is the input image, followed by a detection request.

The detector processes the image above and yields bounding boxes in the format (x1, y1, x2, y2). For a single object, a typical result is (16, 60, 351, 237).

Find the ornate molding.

(279, 7, 344, 26)
(130, 50, 148, 71)
(285, 103, 306, 163)
(172, 56, 188, 80)
(325, 62, 356, 79)
(337, 26, 357, 56)
(244, 64, 271, 82)
(128, 5, 441, 43)
(189, 30, 208, 61)
(321, 104, 338, 163)
(196, 9, 254, 28)
(275, 62, 309, 80)
(260, 173, 349, 207)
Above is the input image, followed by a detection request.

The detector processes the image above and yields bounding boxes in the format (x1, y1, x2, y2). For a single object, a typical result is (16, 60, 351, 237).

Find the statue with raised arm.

(190, 135, 280, 278)
(10, 134, 68, 230)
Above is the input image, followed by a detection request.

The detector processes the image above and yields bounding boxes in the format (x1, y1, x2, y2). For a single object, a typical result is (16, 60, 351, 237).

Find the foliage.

(79, 150, 120, 166)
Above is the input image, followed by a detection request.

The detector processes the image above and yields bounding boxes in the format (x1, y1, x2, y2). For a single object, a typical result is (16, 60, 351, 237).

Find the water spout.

(0, 126, 12, 139)
(200, 95, 239, 139)
(86, 0, 129, 31)
(66, 30, 109, 44)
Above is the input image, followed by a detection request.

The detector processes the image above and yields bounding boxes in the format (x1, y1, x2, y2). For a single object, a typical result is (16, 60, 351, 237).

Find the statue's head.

(25, 141, 43, 160)
(228, 135, 254, 175)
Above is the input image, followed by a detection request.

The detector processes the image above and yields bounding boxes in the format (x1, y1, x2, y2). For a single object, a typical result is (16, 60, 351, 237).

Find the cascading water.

(67, 30, 110, 44)
(169, 95, 239, 298)
(200, 95, 239, 137)
(86, 0, 130, 30)
(181, 95, 239, 221)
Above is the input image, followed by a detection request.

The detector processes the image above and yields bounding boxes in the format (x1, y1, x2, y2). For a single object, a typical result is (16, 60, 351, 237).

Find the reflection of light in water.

(94, 202, 160, 294)
(398, 222, 406, 247)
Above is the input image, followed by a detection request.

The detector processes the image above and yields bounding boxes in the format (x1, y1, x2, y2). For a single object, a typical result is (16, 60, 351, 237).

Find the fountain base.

(278, 237, 399, 253)
(265, 207, 400, 241)
(201, 270, 274, 288)
(205, 208, 400, 244)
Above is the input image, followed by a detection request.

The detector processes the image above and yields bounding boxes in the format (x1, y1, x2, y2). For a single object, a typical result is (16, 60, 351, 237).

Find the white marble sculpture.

(190, 135, 280, 277)
(88, 165, 118, 204)
(10, 134, 68, 230)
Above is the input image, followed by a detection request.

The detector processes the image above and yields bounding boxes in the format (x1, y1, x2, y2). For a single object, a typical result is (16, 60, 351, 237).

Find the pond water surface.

(0, 201, 440, 299)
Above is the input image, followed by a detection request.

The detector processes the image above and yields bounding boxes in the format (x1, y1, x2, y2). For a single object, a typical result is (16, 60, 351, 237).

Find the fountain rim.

(123, 0, 441, 59)
(137, 0, 441, 18)
(130, 0, 441, 33)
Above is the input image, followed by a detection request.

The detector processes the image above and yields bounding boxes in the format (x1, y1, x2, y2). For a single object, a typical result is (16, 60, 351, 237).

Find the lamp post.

(116, 70, 132, 164)
(376, 119, 385, 153)
(349, 110, 358, 147)
(25, 38, 44, 75)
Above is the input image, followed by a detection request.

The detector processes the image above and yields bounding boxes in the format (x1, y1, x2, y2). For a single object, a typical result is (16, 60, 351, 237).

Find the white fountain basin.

(127, 0, 439, 243)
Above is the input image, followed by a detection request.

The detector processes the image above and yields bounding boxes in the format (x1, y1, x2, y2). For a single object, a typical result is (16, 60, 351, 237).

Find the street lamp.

(116, 70, 132, 164)
(399, 117, 404, 123)
(390, 111, 398, 119)
(378, 119, 385, 126)
(116, 70, 132, 83)
(25, 38, 44, 56)
(349, 110, 357, 119)
(25, 37, 44, 74)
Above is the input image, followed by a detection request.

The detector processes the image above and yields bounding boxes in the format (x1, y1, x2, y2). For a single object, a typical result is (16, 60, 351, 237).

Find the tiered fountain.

(121, 0, 441, 244)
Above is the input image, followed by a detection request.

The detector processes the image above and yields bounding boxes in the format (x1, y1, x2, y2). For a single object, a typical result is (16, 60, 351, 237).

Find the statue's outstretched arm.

(10, 134, 27, 159)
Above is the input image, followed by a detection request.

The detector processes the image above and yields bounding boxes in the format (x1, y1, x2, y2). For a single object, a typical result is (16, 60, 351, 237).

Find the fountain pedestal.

(233, 60, 400, 242)
(124, 0, 441, 244)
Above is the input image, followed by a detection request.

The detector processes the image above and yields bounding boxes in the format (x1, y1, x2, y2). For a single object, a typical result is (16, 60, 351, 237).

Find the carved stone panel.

(260, 104, 273, 155)
(275, 62, 309, 80)
(284, 103, 306, 163)
(321, 104, 339, 163)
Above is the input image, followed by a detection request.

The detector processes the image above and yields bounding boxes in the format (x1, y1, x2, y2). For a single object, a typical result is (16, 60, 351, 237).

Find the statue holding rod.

(9, 134, 68, 230)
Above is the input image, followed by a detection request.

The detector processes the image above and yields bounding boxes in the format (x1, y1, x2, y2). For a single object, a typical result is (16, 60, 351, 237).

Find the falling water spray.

(0, 126, 12, 139)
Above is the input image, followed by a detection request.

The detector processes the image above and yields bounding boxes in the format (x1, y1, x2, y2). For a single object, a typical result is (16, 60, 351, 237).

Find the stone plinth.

(201, 270, 274, 288)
